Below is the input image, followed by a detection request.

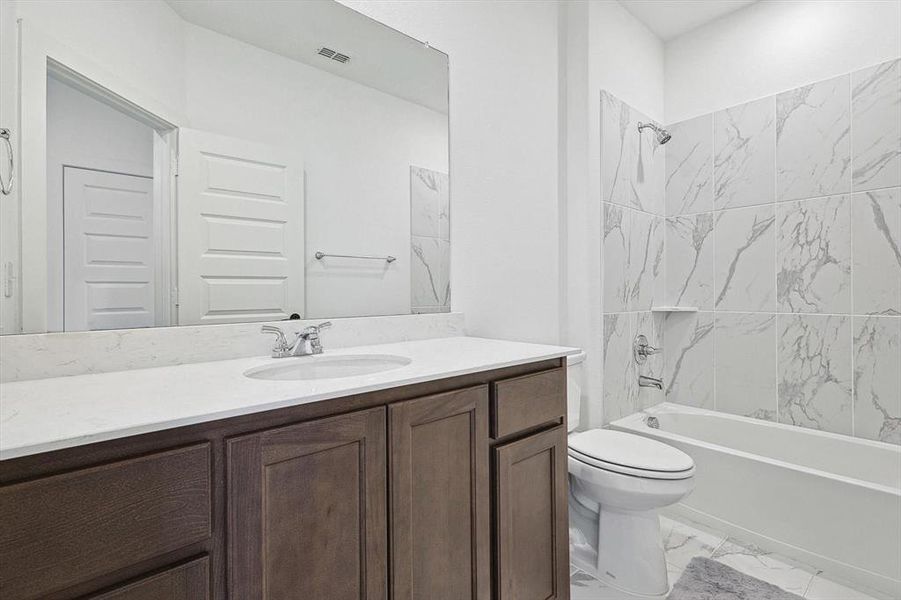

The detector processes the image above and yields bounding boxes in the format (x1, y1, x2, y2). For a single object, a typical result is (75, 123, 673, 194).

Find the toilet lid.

(568, 429, 694, 474)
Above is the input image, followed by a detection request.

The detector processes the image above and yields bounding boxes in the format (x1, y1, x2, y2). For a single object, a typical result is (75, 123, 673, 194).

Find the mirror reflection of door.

(176, 129, 305, 326)
(47, 75, 165, 332)
(49, 74, 308, 331)
(63, 168, 155, 331)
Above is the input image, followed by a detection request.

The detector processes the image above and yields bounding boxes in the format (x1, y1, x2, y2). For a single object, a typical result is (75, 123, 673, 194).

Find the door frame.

(16, 20, 183, 332)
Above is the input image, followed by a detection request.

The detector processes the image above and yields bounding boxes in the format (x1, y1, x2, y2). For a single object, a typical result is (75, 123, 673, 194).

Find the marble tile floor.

(571, 515, 894, 600)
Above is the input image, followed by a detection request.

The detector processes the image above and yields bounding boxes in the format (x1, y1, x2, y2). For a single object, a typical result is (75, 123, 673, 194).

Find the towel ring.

(0, 129, 12, 196)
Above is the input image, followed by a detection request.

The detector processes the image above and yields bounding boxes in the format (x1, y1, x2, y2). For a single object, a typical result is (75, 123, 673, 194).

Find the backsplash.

(599, 91, 666, 423)
(0, 312, 465, 382)
(663, 58, 901, 444)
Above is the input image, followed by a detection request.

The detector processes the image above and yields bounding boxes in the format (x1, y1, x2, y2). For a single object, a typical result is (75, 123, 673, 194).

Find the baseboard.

(661, 503, 900, 599)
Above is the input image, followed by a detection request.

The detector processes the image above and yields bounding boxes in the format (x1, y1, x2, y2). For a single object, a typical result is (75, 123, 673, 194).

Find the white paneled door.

(176, 129, 305, 325)
(63, 167, 155, 331)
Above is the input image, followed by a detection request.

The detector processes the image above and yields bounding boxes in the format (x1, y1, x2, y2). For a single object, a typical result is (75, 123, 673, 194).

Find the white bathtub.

(611, 403, 901, 597)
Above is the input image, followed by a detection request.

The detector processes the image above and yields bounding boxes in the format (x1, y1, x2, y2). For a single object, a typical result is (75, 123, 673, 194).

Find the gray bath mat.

(668, 557, 805, 600)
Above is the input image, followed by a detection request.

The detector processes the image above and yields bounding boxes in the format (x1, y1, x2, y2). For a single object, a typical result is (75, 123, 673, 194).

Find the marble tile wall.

(662, 59, 901, 444)
(600, 91, 666, 423)
(410, 166, 451, 314)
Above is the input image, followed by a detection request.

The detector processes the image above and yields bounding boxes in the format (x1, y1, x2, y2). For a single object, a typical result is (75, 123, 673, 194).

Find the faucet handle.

(261, 325, 290, 357)
(294, 321, 331, 355)
(301, 321, 332, 336)
(633, 334, 660, 364)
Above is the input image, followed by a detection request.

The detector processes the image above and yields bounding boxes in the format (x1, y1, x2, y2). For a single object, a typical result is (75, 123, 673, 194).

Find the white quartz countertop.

(0, 336, 579, 460)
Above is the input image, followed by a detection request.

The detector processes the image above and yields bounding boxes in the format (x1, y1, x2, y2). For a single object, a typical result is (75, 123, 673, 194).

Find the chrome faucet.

(261, 322, 332, 358)
(638, 375, 664, 390)
(293, 322, 332, 356)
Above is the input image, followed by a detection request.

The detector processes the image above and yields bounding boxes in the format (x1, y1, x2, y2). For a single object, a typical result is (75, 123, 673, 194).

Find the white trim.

(46, 60, 176, 132)
(153, 130, 176, 327)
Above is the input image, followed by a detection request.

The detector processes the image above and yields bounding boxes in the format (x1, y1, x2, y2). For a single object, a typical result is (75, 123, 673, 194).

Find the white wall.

(45, 77, 155, 331)
(4, 0, 186, 115)
(183, 24, 447, 319)
(588, 1, 665, 122)
(666, 0, 901, 122)
(340, 0, 562, 344)
(562, 0, 665, 428)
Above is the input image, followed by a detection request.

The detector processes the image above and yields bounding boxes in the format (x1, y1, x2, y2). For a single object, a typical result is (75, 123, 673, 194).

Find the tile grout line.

(848, 74, 856, 439)
(606, 309, 900, 318)
(710, 534, 729, 557)
(773, 94, 780, 423)
(662, 183, 901, 219)
(801, 571, 818, 598)
(711, 110, 718, 413)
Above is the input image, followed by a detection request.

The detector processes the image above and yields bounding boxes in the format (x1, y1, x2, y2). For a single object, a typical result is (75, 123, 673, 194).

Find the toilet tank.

(567, 351, 586, 432)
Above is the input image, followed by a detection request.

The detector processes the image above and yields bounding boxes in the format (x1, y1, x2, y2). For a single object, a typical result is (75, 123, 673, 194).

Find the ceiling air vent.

(317, 47, 351, 64)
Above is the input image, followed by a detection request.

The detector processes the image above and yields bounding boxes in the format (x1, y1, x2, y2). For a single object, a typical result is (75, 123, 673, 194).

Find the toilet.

(566, 352, 695, 598)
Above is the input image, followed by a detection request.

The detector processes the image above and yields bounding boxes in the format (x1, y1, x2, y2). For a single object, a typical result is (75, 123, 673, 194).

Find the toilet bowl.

(567, 430, 694, 597)
(564, 356, 695, 598)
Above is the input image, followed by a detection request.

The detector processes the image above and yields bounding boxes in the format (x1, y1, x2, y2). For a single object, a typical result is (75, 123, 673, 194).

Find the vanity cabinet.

(0, 358, 569, 600)
(88, 558, 210, 600)
(389, 386, 491, 600)
(227, 407, 388, 600)
(494, 426, 569, 600)
(0, 444, 212, 600)
(491, 368, 570, 600)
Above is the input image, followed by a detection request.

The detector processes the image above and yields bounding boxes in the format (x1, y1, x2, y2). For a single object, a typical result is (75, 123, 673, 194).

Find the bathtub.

(611, 403, 901, 597)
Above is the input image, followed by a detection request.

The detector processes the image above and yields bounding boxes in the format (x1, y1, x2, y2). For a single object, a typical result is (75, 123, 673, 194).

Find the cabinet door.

(227, 407, 387, 600)
(495, 425, 570, 600)
(389, 386, 490, 600)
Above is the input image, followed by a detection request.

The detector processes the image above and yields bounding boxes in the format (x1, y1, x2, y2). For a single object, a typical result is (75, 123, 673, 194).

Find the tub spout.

(638, 375, 663, 390)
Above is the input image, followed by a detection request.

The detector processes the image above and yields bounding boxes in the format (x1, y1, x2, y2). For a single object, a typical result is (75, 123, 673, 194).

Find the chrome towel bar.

(315, 251, 396, 263)
(0, 129, 13, 196)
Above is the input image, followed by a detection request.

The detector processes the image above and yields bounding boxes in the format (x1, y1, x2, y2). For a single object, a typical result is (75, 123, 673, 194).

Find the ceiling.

(166, 0, 448, 114)
(619, 0, 759, 42)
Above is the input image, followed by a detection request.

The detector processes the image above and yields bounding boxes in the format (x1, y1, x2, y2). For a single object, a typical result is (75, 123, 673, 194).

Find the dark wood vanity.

(0, 358, 570, 600)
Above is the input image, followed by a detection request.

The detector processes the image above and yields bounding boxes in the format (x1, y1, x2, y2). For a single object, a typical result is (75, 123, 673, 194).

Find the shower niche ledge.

(650, 306, 699, 313)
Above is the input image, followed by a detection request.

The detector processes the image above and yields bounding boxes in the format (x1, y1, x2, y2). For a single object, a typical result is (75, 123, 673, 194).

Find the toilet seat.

(568, 429, 694, 480)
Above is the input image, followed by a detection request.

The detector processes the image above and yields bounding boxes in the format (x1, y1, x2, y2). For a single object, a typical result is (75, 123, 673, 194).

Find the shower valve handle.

(633, 334, 660, 364)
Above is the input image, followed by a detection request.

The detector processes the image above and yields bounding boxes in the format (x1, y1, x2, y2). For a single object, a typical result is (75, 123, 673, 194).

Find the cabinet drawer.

(0, 444, 212, 600)
(491, 368, 565, 439)
(90, 557, 209, 600)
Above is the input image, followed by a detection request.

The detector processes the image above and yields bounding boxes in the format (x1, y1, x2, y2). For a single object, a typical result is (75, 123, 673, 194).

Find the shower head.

(637, 122, 672, 145)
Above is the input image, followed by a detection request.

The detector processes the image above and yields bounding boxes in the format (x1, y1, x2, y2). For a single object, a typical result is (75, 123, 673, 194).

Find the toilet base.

(569, 489, 670, 599)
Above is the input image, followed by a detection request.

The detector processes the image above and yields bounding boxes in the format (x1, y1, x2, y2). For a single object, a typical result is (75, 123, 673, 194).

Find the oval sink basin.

(244, 354, 412, 381)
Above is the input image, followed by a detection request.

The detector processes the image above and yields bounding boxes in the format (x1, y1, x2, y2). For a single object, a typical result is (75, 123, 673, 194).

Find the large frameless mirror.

(0, 0, 449, 334)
